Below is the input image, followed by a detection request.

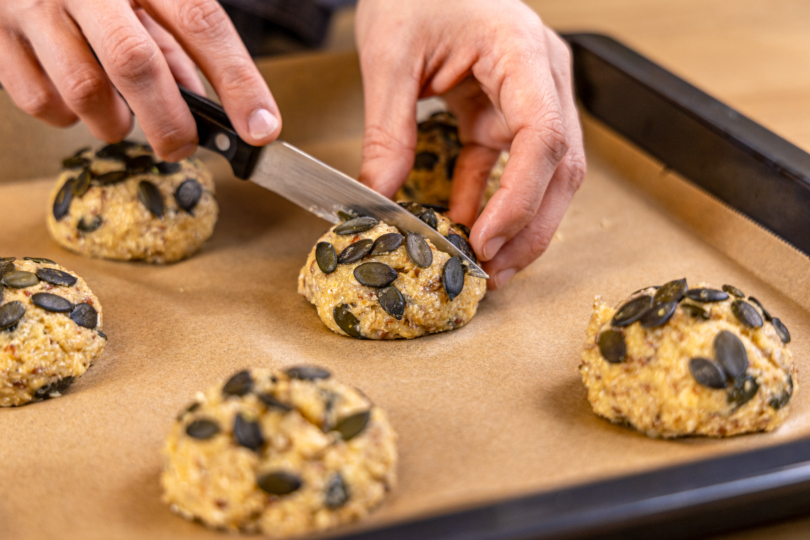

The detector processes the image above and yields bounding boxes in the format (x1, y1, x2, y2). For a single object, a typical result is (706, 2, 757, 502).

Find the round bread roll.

(298, 208, 486, 339)
(161, 366, 397, 537)
(579, 279, 796, 438)
(46, 141, 218, 263)
(0, 256, 106, 406)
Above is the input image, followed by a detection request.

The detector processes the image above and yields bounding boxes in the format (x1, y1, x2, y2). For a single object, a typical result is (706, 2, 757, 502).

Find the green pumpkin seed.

(186, 419, 220, 439)
(405, 232, 432, 268)
(138, 180, 164, 218)
(640, 301, 678, 328)
(62, 156, 90, 169)
(414, 151, 439, 170)
(354, 262, 398, 288)
(53, 179, 75, 221)
(334, 410, 370, 441)
(257, 471, 302, 496)
(653, 278, 687, 304)
(324, 473, 350, 509)
(728, 375, 759, 407)
(714, 330, 748, 380)
(378, 285, 405, 320)
(174, 179, 202, 214)
(338, 239, 373, 265)
(156, 161, 182, 174)
(598, 329, 626, 363)
(31, 293, 73, 313)
(420, 208, 438, 229)
(36, 267, 77, 287)
(233, 413, 264, 452)
(315, 242, 338, 274)
(722, 284, 745, 298)
(126, 155, 155, 174)
(223, 370, 253, 396)
(286, 365, 331, 381)
(0, 301, 25, 330)
(747, 297, 772, 322)
(731, 300, 763, 328)
(442, 257, 465, 301)
(2, 271, 39, 288)
(95, 170, 130, 186)
(685, 288, 729, 303)
(769, 374, 793, 410)
(772, 318, 791, 344)
(611, 295, 653, 327)
(681, 303, 710, 320)
(334, 216, 378, 235)
(34, 376, 75, 399)
(77, 215, 103, 233)
(333, 304, 363, 339)
(69, 303, 98, 329)
(258, 393, 293, 411)
(690, 358, 727, 389)
(371, 233, 403, 255)
(73, 169, 93, 197)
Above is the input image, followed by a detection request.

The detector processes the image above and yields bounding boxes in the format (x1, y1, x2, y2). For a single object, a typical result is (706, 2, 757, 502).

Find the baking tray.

(1, 34, 810, 540)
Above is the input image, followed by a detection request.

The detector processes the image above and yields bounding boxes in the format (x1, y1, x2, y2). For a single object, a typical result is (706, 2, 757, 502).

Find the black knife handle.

(179, 86, 262, 179)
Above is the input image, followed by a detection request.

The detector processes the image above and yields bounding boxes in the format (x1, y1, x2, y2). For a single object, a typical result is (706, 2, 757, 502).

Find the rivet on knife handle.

(179, 86, 263, 179)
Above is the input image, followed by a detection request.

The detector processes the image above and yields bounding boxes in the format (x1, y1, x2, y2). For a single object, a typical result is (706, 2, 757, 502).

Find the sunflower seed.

(690, 358, 728, 389)
(714, 330, 748, 380)
(611, 295, 653, 327)
(53, 179, 75, 220)
(681, 303, 710, 320)
(24, 257, 55, 264)
(34, 376, 75, 399)
(186, 419, 220, 439)
(77, 216, 103, 233)
(722, 284, 745, 298)
(334, 304, 362, 339)
(95, 170, 130, 186)
(223, 370, 253, 396)
(2, 271, 39, 288)
(0, 258, 14, 277)
(96, 142, 132, 161)
(422, 204, 449, 213)
(69, 303, 98, 329)
(685, 288, 729, 303)
(371, 233, 403, 255)
(286, 365, 332, 381)
(126, 155, 155, 174)
(420, 208, 438, 229)
(334, 216, 378, 235)
(174, 179, 202, 214)
(97, 330, 108, 340)
(36, 267, 77, 287)
(0, 301, 25, 330)
(354, 262, 398, 287)
(598, 329, 626, 363)
(136, 181, 163, 218)
(728, 375, 759, 407)
(70, 147, 91, 158)
(31, 293, 73, 313)
(747, 297, 772, 322)
(378, 285, 405, 319)
(640, 301, 678, 328)
(233, 413, 264, 452)
(73, 169, 93, 197)
(446, 154, 457, 179)
(324, 473, 350, 509)
(772, 318, 791, 344)
(62, 156, 90, 169)
(653, 278, 687, 304)
(257, 471, 302, 496)
(398, 201, 425, 217)
(769, 374, 793, 410)
(258, 393, 293, 411)
(334, 410, 370, 441)
(177, 401, 200, 420)
(337, 210, 357, 222)
(731, 300, 763, 328)
(414, 151, 439, 170)
(156, 161, 182, 174)
(448, 234, 476, 263)
(405, 232, 432, 268)
(338, 239, 374, 265)
(442, 257, 465, 301)
(456, 223, 471, 237)
(315, 242, 338, 274)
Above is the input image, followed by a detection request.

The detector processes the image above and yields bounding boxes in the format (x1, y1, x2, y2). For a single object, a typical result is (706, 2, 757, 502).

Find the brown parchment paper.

(1, 52, 809, 540)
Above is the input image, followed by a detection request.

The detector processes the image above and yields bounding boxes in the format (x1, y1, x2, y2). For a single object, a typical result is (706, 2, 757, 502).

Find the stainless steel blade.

(248, 141, 489, 279)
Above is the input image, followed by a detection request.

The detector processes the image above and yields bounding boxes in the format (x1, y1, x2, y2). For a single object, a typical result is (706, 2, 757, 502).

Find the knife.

(178, 87, 488, 279)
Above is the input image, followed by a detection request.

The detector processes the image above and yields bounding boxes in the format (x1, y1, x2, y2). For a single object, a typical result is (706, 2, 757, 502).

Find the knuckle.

(177, 0, 230, 40)
(61, 69, 106, 110)
(149, 113, 196, 154)
(16, 87, 54, 118)
(361, 124, 409, 161)
(529, 228, 553, 258)
(218, 61, 260, 97)
(107, 33, 159, 83)
(562, 150, 587, 192)
(534, 110, 568, 164)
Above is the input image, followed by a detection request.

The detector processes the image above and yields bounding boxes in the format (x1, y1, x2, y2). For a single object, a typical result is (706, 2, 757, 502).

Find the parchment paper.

(0, 52, 808, 540)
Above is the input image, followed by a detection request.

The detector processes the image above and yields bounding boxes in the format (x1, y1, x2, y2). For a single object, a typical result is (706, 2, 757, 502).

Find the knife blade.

(179, 86, 489, 279)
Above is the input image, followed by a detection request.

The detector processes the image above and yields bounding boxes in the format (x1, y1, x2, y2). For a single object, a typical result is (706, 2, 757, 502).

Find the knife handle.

(179, 86, 262, 179)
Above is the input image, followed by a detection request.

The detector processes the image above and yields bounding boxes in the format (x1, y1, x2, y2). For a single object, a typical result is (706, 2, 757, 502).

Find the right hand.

(0, 0, 282, 161)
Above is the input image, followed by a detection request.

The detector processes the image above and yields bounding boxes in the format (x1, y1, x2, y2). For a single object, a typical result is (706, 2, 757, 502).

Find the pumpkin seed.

(174, 179, 202, 214)
(258, 393, 293, 412)
(405, 232, 432, 268)
(598, 329, 626, 363)
(31, 293, 73, 313)
(640, 301, 678, 328)
(156, 161, 182, 174)
(414, 151, 439, 170)
(446, 154, 457, 179)
(769, 374, 793, 410)
(126, 155, 155, 174)
(2, 271, 39, 288)
(334, 216, 378, 235)
(728, 375, 759, 407)
(378, 285, 405, 319)
(722, 284, 745, 298)
(315, 242, 338, 274)
(354, 262, 398, 287)
(62, 156, 90, 169)
(0, 301, 25, 330)
(69, 303, 98, 329)
(334, 410, 370, 441)
(371, 233, 403, 255)
(36, 267, 77, 287)
(34, 376, 75, 399)
(653, 278, 687, 304)
(420, 208, 438, 229)
(286, 365, 331, 381)
(448, 234, 476, 263)
(681, 303, 710, 320)
(685, 288, 729, 303)
(73, 169, 93, 197)
(186, 419, 220, 439)
(442, 257, 465, 301)
(257, 471, 302, 496)
(77, 216, 103, 233)
(324, 473, 350, 509)
(611, 295, 653, 327)
(338, 239, 373, 265)
(138, 180, 164, 218)
(53, 179, 75, 220)
(95, 170, 130, 186)
(714, 330, 748, 380)
(334, 304, 363, 339)
(233, 413, 264, 452)
(398, 201, 425, 217)
(731, 300, 763, 328)
(24, 257, 55, 264)
(772, 318, 791, 344)
(689, 358, 727, 389)
(223, 370, 253, 396)
(747, 297, 772, 322)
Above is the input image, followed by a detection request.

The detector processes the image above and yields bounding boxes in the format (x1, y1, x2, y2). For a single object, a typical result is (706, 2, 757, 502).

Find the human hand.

(355, 0, 586, 289)
(0, 0, 281, 161)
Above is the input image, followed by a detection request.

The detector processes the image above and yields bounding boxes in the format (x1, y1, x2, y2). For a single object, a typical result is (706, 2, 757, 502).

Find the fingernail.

(248, 108, 279, 140)
(496, 268, 517, 288)
(484, 236, 507, 260)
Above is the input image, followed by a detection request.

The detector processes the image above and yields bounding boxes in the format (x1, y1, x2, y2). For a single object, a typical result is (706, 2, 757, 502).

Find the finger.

(447, 143, 500, 228)
(0, 30, 78, 127)
(21, 6, 133, 141)
(140, 0, 281, 146)
(136, 9, 206, 95)
(70, 0, 198, 160)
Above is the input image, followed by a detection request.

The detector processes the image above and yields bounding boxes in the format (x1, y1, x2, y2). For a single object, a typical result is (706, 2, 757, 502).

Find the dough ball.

(0, 257, 106, 406)
(579, 279, 797, 438)
(298, 210, 486, 339)
(47, 141, 218, 264)
(161, 366, 397, 537)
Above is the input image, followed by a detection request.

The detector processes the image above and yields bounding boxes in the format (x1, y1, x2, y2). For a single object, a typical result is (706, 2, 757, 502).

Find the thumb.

(357, 52, 421, 198)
